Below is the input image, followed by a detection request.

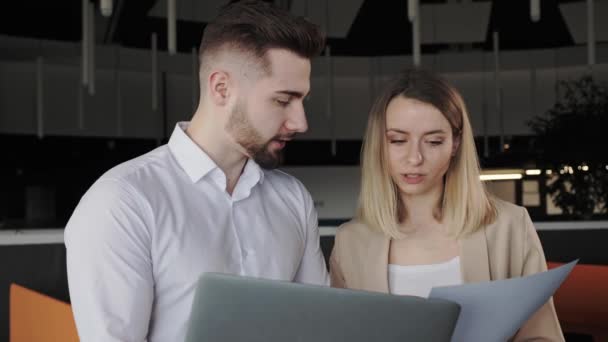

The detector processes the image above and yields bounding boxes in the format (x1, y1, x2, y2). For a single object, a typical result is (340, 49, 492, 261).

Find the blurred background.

(1, 1, 607, 341)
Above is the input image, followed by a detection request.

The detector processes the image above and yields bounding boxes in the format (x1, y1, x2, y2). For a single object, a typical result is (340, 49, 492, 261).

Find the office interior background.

(1, 0, 607, 341)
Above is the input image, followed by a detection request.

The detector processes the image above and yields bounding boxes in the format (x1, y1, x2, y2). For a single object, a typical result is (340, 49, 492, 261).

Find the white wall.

(282, 166, 360, 220)
(284, 167, 524, 220)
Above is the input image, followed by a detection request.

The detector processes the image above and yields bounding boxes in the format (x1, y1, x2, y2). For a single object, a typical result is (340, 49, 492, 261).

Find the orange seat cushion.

(548, 262, 608, 332)
(9, 283, 78, 342)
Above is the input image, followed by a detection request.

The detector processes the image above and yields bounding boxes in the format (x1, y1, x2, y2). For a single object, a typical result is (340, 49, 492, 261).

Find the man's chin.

(253, 150, 282, 170)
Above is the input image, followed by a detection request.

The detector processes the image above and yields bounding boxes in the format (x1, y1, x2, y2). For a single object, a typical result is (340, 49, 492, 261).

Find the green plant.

(529, 75, 608, 218)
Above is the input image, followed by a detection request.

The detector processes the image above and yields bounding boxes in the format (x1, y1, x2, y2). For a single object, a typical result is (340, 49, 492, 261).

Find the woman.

(330, 69, 564, 341)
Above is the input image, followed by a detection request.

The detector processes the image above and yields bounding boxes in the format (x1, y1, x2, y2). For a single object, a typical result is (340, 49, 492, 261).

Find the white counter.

(1, 221, 608, 245)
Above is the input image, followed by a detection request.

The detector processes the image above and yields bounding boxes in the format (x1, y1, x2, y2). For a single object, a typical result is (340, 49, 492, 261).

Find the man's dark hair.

(199, 0, 325, 71)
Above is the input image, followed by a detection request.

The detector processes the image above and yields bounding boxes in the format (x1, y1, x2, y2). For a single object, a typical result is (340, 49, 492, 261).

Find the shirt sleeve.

(329, 243, 347, 288)
(64, 178, 154, 342)
(293, 189, 330, 286)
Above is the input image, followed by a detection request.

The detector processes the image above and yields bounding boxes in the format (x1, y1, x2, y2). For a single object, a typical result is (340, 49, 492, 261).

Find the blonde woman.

(330, 69, 564, 341)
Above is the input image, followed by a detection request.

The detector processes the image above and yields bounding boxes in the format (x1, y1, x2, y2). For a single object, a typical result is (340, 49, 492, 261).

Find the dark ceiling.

(0, 0, 579, 56)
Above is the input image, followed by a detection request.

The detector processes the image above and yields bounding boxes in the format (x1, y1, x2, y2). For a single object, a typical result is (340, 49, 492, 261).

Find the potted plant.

(528, 75, 608, 219)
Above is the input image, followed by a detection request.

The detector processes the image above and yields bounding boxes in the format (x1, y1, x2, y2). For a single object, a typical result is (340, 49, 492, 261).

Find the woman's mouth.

(402, 173, 425, 184)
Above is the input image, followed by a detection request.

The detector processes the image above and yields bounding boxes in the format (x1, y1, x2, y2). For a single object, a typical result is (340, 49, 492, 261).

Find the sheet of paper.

(429, 260, 577, 342)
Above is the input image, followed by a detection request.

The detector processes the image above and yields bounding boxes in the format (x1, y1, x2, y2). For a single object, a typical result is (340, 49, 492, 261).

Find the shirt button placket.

(229, 200, 246, 274)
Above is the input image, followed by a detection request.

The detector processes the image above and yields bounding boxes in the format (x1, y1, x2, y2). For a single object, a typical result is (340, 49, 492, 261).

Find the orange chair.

(9, 283, 79, 342)
(548, 262, 608, 341)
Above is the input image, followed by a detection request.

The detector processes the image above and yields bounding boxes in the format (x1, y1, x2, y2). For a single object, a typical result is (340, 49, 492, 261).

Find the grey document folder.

(185, 273, 460, 342)
(429, 260, 577, 342)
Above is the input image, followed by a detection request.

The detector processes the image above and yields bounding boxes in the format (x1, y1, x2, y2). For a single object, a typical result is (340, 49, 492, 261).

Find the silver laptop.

(185, 273, 460, 342)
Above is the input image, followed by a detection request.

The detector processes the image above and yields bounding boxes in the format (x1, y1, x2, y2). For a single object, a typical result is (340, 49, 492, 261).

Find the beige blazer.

(330, 199, 564, 341)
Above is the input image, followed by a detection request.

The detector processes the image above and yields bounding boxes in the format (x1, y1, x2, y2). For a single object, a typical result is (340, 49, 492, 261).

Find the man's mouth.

(270, 138, 291, 149)
(270, 135, 294, 149)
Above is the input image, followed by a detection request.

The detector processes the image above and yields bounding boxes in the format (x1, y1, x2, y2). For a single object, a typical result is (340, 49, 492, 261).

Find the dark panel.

(538, 230, 608, 265)
(0, 135, 160, 228)
(484, 0, 574, 50)
(283, 140, 362, 166)
(0, 1, 82, 42)
(320, 236, 335, 270)
(2, 134, 608, 228)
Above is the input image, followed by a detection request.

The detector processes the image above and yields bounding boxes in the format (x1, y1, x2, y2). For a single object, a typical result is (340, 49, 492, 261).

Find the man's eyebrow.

(275, 90, 306, 98)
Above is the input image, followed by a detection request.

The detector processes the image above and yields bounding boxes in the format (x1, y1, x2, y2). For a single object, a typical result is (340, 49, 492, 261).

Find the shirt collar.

(241, 158, 265, 187)
(168, 122, 217, 183)
(168, 122, 265, 187)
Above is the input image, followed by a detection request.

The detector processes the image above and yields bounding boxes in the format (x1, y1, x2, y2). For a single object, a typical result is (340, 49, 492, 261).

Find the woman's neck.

(400, 183, 444, 232)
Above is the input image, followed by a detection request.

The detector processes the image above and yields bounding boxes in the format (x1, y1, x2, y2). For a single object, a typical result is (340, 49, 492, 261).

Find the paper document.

(429, 260, 577, 342)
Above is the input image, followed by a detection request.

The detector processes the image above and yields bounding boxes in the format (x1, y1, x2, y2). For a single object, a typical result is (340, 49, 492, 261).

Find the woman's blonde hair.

(357, 69, 496, 239)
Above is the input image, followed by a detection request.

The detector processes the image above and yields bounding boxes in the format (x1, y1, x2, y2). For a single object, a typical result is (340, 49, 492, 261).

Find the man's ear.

(208, 70, 230, 106)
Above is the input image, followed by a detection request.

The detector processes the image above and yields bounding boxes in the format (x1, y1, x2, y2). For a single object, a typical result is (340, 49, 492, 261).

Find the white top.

(388, 257, 462, 298)
(65, 122, 329, 342)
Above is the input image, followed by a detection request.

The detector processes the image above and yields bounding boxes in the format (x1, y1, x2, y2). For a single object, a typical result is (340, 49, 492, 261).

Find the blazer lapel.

(459, 227, 491, 283)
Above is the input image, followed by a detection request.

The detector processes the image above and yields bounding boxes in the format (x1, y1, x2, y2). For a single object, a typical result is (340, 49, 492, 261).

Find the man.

(65, 1, 328, 341)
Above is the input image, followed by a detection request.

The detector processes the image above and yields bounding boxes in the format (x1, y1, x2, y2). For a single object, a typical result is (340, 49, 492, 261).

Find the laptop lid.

(185, 273, 460, 342)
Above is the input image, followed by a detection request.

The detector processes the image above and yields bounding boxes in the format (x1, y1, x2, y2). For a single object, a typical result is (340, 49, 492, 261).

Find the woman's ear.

(452, 134, 461, 157)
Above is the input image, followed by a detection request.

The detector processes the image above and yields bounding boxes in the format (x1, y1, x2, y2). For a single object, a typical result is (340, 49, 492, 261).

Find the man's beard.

(225, 101, 287, 170)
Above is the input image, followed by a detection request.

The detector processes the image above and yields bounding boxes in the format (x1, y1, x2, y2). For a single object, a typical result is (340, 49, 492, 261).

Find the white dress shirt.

(388, 257, 462, 298)
(65, 122, 329, 342)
